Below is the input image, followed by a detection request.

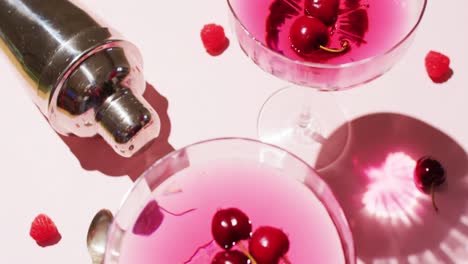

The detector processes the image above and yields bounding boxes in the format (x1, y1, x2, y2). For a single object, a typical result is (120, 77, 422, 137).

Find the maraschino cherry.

(210, 209, 291, 264)
(304, 0, 339, 26)
(211, 250, 250, 264)
(289, 15, 349, 56)
(414, 157, 446, 212)
(211, 208, 252, 249)
(249, 226, 290, 264)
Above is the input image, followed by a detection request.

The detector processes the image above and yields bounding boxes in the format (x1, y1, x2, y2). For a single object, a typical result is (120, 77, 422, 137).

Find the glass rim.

(108, 137, 356, 263)
(226, 0, 428, 69)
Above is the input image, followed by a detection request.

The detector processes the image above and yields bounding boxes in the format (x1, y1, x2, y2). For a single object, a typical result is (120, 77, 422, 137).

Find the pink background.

(0, 0, 467, 263)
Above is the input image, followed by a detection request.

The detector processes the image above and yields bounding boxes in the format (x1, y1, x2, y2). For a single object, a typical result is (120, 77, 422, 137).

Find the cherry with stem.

(414, 157, 446, 213)
(289, 15, 349, 56)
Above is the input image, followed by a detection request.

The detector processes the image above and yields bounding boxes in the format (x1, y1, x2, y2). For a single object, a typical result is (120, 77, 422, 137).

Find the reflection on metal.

(0, 0, 161, 157)
(13, 1, 74, 50)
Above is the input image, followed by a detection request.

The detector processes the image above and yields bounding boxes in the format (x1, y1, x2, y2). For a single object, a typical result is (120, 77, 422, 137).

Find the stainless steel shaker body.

(0, 0, 160, 157)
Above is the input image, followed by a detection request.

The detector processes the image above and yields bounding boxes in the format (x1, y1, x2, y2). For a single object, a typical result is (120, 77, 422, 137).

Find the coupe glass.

(227, 0, 427, 168)
(104, 138, 355, 263)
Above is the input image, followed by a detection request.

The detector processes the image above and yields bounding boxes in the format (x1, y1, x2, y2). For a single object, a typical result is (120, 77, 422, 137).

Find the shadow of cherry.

(316, 112, 468, 263)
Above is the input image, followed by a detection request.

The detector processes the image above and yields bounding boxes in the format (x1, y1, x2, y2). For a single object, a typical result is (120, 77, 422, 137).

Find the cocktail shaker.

(0, 0, 161, 157)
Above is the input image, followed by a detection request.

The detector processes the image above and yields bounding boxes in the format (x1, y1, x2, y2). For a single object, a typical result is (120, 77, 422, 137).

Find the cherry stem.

(160, 207, 196, 216)
(183, 240, 214, 264)
(237, 242, 258, 264)
(338, 4, 370, 16)
(319, 40, 349, 53)
(431, 182, 439, 212)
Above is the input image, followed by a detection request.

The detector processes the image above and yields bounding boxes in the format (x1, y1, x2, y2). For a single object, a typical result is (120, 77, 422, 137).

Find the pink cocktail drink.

(104, 138, 355, 263)
(228, 0, 426, 88)
(236, 0, 408, 64)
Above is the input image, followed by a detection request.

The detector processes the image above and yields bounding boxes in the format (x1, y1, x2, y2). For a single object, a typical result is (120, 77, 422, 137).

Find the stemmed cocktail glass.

(227, 0, 427, 167)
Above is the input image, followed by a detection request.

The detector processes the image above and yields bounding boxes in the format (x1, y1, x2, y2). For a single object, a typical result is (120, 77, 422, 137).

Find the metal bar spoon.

(87, 209, 114, 264)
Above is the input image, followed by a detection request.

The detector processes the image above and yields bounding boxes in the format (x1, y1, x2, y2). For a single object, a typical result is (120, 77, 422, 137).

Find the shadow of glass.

(59, 83, 174, 181)
(316, 113, 468, 263)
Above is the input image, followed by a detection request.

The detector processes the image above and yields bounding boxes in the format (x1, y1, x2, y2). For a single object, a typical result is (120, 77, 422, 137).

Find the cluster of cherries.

(289, 0, 349, 56)
(211, 208, 290, 264)
(204, 156, 445, 263)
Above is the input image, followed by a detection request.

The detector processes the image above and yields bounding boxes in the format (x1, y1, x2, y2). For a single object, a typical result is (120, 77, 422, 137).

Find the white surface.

(0, 0, 466, 263)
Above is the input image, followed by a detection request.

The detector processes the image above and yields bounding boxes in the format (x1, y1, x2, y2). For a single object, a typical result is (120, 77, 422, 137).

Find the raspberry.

(200, 23, 229, 56)
(425, 51, 452, 83)
(30, 214, 61, 247)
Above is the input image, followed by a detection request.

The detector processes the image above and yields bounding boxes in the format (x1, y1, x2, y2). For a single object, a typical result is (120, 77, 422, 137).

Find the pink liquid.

(232, 0, 411, 64)
(116, 160, 346, 263)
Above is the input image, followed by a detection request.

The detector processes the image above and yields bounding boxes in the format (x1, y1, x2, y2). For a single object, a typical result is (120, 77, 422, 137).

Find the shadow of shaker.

(59, 83, 174, 181)
(316, 113, 468, 263)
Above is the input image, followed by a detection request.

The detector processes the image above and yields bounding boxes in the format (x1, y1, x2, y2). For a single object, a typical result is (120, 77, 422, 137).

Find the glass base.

(257, 86, 351, 170)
